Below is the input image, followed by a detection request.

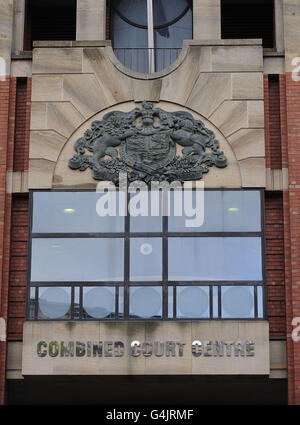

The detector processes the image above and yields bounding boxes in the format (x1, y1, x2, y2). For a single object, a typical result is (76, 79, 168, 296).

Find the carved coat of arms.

(69, 102, 227, 184)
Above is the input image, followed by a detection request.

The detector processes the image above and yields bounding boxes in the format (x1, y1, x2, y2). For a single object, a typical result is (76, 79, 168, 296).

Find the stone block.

(228, 129, 265, 160)
(187, 73, 231, 118)
(32, 75, 63, 102)
(210, 101, 248, 136)
(211, 46, 263, 72)
(231, 73, 263, 100)
(239, 157, 266, 187)
(28, 159, 56, 189)
(63, 74, 110, 118)
(33, 48, 83, 74)
(30, 130, 67, 162)
(47, 102, 85, 138)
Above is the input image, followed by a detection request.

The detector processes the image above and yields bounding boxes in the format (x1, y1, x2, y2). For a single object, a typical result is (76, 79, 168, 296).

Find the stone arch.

(29, 41, 265, 190)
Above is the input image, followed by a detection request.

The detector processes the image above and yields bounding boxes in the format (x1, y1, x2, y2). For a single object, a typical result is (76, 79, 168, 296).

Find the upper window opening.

(24, 0, 76, 50)
(109, 0, 193, 73)
(221, 0, 275, 48)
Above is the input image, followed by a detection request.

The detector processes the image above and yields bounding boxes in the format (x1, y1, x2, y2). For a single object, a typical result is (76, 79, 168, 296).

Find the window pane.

(74, 287, 80, 320)
(154, 1, 192, 71)
(168, 286, 174, 318)
(221, 286, 255, 318)
(168, 237, 262, 281)
(112, 0, 148, 26)
(31, 238, 124, 282)
(257, 286, 264, 318)
(33, 192, 125, 233)
(213, 286, 219, 318)
(130, 286, 162, 318)
(153, 0, 191, 27)
(176, 286, 209, 318)
(130, 238, 162, 281)
(110, 0, 148, 72)
(83, 287, 115, 319)
(169, 190, 261, 232)
(130, 191, 163, 232)
(29, 287, 36, 320)
(119, 287, 124, 319)
(38, 287, 71, 319)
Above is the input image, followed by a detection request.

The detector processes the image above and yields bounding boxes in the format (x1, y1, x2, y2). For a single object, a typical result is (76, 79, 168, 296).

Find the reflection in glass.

(110, 0, 192, 73)
(74, 287, 80, 320)
(212, 286, 219, 318)
(29, 287, 36, 320)
(33, 191, 125, 233)
(119, 287, 124, 318)
(83, 287, 115, 319)
(130, 238, 162, 281)
(168, 286, 174, 318)
(221, 286, 254, 318)
(38, 287, 71, 319)
(257, 286, 264, 318)
(169, 190, 261, 232)
(153, 0, 192, 71)
(177, 286, 209, 318)
(168, 237, 262, 281)
(31, 238, 124, 282)
(130, 286, 162, 318)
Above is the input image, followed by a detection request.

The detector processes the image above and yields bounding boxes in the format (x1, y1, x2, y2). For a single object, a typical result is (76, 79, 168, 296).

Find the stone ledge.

(187, 39, 263, 46)
(32, 40, 263, 49)
(33, 40, 111, 48)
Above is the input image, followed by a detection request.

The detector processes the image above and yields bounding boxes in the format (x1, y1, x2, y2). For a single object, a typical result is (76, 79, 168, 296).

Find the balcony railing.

(113, 48, 181, 73)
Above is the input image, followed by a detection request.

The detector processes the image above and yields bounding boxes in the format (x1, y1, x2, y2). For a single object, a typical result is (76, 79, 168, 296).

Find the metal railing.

(113, 48, 181, 73)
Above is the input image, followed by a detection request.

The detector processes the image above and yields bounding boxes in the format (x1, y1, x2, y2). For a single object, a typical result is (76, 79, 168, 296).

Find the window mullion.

(147, 0, 155, 73)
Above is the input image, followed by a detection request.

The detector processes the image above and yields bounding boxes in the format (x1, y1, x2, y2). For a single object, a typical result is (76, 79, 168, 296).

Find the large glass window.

(27, 190, 265, 321)
(109, 0, 193, 72)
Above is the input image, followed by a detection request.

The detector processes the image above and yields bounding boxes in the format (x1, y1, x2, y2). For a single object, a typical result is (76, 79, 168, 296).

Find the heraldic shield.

(69, 102, 228, 185)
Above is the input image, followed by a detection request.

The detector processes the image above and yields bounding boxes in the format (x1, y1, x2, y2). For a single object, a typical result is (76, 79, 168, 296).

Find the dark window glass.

(24, 0, 76, 50)
(221, 0, 275, 48)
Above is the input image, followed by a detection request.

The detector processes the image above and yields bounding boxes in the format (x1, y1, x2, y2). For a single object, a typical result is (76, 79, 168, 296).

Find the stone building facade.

(0, 0, 299, 404)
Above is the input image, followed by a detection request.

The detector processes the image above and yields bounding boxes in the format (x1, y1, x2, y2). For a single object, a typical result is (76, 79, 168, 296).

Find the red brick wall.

(268, 75, 282, 169)
(13, 79, 31, 172)
(265, 192, 286, 338)
(0, 76, 15, 405)
(106, 1, 110, 40)
(264, 74, 283, 169)
(7, 195, 28, 341)
(283, 72, 300, 405)
(263, 74, 286, 339)
(0, 76, 31, 404)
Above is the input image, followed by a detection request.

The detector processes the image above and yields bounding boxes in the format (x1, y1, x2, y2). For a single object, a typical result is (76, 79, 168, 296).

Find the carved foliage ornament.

(68, 102, 228, 184)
